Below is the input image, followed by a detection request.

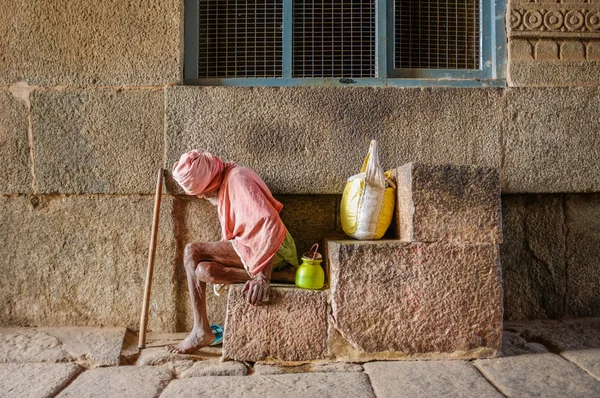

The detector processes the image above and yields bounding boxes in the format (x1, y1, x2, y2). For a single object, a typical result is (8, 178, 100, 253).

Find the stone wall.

(1, 1, 599, 332)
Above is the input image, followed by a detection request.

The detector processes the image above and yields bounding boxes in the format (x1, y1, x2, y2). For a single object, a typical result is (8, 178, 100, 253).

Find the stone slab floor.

(0, 320, 599, 398)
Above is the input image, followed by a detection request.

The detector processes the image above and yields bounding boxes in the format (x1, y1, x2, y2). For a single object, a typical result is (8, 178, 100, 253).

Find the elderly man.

(167, 150, 298, 354)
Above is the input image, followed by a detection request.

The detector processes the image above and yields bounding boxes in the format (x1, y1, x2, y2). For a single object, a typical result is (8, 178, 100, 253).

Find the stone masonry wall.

(0, 1, 599, 331)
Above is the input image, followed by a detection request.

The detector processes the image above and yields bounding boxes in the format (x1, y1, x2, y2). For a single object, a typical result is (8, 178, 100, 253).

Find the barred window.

(184, 0, 505, 85)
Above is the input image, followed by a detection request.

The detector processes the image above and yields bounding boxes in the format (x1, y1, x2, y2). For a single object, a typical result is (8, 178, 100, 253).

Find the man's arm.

(242, 262, 272, 305)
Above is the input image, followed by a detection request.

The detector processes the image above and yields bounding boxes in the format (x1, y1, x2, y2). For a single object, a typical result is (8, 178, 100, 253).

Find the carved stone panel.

(507, 1, 600, 86)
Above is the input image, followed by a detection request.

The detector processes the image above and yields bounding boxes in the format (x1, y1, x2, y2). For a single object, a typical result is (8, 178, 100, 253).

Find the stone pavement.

(0, 319, 599, 398)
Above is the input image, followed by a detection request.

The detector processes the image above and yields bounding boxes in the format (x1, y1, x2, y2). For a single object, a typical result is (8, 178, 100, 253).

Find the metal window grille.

(395, 0, 480, 70)
(292, 0, 376, 78)
(198, 0, 283, 78)
(185, 0, 503, 84)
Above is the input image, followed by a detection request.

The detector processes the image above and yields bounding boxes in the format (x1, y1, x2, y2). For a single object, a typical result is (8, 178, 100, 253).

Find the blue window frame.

(184, 0, 505, 87)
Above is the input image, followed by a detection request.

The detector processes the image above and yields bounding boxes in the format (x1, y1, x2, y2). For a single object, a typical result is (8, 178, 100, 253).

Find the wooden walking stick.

(139, 168, 164, 349)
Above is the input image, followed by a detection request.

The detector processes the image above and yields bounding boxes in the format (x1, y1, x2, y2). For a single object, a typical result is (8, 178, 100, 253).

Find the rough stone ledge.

(327, 239, 503, 359)
(223, 286, 328, 362)
(395, 162, 502, 244)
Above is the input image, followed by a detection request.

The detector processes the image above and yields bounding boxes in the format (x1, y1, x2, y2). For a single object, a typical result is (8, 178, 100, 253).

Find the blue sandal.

(210, 324, 223, 346)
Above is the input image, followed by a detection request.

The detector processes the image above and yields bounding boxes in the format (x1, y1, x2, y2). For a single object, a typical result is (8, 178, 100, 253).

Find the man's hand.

(242, 276, 270, 305)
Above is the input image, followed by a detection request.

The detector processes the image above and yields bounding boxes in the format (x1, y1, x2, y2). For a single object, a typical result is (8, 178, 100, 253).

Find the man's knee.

(184, 242, 207, 267)
(196, 262, 220, 283)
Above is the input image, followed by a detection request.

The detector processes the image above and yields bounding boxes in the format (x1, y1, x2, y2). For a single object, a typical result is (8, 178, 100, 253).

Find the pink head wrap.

(172, 150, 225, 196)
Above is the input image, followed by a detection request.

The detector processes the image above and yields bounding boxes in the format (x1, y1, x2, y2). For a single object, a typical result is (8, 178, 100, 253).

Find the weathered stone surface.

(46, 327, 126, 366)
(0, 327, 128, 367)
(161, 373, 376, 398)
(561, 41, 586, 61)
(179, 359, 248, 377)
(0, 1, 181, 86)
(56, 367, 172, 398)
(500, 195, 567, 320)
(327, 240, 502, 357)
(562, 349, 600, 381)
(277, 195, 338, 258)
(166, 87, 503, 194)
(500, 331, 548, 357)
(504, 88, 600, 192)
(589, 42, 600, 61)
(0, 196, 177, 332)
(135, 347, 202, 367)
(364, 361, 503, 398)
(224, 286, 328, 362)
(0, 90, 30, 194)
(474, 353, 600, 397)
(536, 40, 560, 60)
(509, 39, 534, 61)
(253, 362, 363, 375)
(565, 194, 600, 317)
(395, 163, 501, 243)
(0, 363, 82, 398)
(31, 89, 164, 194)
(508, 60, 600, 87)
(504, 319, 600, 353)
(0, 329, 72, 363)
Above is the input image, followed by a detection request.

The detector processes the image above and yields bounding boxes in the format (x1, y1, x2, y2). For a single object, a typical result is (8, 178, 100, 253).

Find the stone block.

(0, 327, 127, 366)
(31, 89, 165, 194)
(395, 163, 501, 244)
(500, 331, 548, 357)
(508, 61, 600, 87)
(364, 361, 503, 398)
(536, 40, 559, 60)
(0, 195, 177, 332)
(565, 194, 600, 317)
(509, 39, 534, 61)
(223, 286, 328, 362)
(561, 41, 586, 61)
(504, 88, 600, 192)
(0, 1, 181, 86)
(165, 86, 503, 194)
(588, 42, 600, 61)
(0, 90, 30, 194)
(179, 360, 248, 377)
(161, 373, 376, 398)
(253, 362, 364, 375)
(474, 353, 600, 397)
(327, 240, 503, 358)
(562, 349, 600, 380)
(500, 195, 566, 320)
(56, 367, 172, 398)
(0, 363, 82, 398)
(504, 318, 600, 352)
(277, 195, 338, 256)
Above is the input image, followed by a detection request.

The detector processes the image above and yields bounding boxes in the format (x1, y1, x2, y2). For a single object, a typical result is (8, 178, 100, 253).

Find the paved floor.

(0, 319, 599, 398)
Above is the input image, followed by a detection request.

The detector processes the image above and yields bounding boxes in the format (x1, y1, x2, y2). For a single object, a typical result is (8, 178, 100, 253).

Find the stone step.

(223, 285, 329, 362)
(223, 238, 502, 363)
(327, 239, 503, 359)
(395, 162, 502, 243)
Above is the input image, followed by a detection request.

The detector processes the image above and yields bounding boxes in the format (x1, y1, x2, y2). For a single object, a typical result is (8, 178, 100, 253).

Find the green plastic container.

(295, 244, 325, 290)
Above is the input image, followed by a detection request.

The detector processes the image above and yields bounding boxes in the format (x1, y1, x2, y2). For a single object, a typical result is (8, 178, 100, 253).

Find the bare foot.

(166, 328, 215, 354)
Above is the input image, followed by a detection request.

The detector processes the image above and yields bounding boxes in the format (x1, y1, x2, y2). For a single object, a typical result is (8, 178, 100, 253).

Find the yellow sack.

(341, 140, 396, 240)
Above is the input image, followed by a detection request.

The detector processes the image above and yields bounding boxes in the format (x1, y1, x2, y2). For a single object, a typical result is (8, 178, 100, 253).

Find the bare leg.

(167, 242, 250, 354)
